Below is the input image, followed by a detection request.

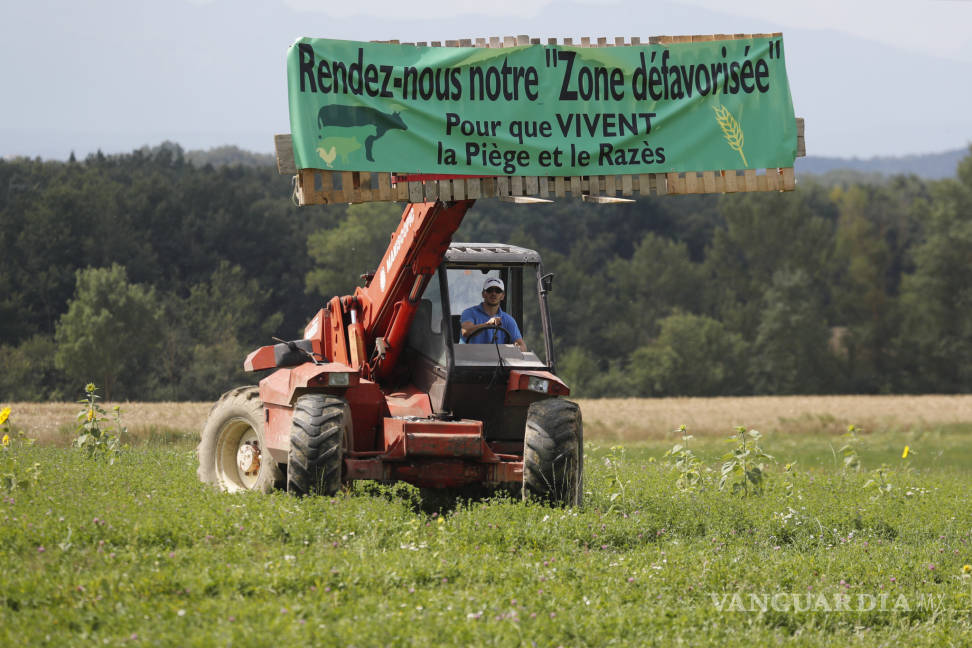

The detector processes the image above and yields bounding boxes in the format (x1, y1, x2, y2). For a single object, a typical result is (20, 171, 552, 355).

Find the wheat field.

(6, 394, 972, 445)
(576, 394, 972, 440)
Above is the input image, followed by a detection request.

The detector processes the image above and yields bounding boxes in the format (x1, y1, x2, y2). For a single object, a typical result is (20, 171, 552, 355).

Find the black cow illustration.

(317, 105, 408, 162)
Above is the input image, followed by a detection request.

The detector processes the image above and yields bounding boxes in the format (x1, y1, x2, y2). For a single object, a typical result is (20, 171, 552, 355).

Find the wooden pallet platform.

(282, 34, 804, 206)
(286, 163, 799, 205)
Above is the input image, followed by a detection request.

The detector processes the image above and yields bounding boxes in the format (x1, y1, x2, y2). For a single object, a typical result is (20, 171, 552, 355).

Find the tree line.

(1, 143, 970, 401)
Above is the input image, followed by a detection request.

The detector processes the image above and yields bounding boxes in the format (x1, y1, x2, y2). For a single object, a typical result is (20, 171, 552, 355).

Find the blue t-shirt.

(460, 304, 523, 344)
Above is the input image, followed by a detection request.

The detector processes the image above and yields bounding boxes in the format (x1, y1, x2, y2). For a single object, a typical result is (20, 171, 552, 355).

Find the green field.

(2, 425, 971, 646)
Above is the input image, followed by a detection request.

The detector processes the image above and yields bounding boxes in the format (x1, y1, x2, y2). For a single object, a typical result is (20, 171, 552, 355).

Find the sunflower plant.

(0, 405, 11, 448)
(663, 425, 710, 493)
(74, 383, 124, 464)
(838, 424, 863, 474)
(0, 406, 41, 491)
(603, 445, 630, 514)
(719, 427, 774, 496)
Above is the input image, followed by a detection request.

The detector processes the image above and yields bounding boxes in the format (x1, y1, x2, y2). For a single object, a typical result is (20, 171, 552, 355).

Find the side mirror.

(540, 273, 555, 293)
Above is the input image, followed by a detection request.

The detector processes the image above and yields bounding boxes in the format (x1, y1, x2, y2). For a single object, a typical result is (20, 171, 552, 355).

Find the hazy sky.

(2, 0, 970, 159)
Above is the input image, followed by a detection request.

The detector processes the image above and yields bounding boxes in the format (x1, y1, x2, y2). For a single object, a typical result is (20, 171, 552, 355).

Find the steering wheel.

(479, 323, 515, 344)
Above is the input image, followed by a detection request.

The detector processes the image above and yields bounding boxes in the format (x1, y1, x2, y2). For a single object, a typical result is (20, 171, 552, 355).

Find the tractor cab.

(404, 242, 564, 443)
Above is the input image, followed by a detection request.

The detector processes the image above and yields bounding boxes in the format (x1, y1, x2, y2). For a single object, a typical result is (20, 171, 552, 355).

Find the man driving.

(460, 277, 527, 351)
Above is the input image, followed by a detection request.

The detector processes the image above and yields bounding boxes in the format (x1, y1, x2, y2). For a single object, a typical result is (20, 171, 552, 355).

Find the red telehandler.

(197, 199, 584, 505)
(196, 33, 803, 506)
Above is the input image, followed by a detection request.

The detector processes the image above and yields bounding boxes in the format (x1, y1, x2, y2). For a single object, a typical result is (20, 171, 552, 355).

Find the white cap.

(483, 277, 505, 291)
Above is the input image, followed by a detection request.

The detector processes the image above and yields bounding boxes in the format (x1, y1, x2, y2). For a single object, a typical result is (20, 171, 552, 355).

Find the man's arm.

(461, 316, 502, 340)
(503, 314, 527, 351)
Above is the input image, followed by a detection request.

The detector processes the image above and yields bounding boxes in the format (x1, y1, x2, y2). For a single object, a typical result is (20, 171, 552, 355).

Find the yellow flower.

(1, 434, 9, 447)
(902, 445, 910, 459)
(963, 564, 971, 574)
(0, 406, 10, 425)
(86, 409, 95, 422)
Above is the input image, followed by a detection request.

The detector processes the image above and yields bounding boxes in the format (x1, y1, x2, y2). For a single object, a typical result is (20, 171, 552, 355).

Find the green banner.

(287, 37, 797, 176)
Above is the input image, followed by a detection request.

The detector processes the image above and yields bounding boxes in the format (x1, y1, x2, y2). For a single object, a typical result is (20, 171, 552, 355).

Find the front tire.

(287, 394, 348, 496)
(198, 386, 282, 493)
(522, 399, 583, 506)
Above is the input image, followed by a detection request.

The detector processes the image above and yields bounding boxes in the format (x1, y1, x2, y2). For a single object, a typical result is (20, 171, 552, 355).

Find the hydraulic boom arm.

(349, 200, 474, 380)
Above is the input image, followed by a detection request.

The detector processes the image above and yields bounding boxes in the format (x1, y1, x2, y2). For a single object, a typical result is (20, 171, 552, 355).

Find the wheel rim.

(215, 418, 263, 492)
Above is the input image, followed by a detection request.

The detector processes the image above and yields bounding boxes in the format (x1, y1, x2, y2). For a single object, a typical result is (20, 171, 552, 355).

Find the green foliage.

(0, 455, 41, 493)
(719, 427, 775, 495)
(830, 184, 899, 392)
(663, 425, 709, 492)
(153, 262, 283, 401)
(837, 424, 863, 474)
(73, 383, 123, 464)
(1, 147, 320, 401)
(660, 425, 788, 497)
(630, 312, 748, 396)
(863, 464, 896, 497)
(895, 166, 972, 392)
(305, 202, 402, 299)
(601, 444, 630, 513)
(555, 346, 597, 395)
(750, 268, 835, 394)
(54, 265, 161, 400)
(780, 461, 798, 499)
(4, 145, 972, 399)
(182, 261, 283, 341)
(601, 234, 704, 350)
(703, 187, 838, 336)
(0, 334, 69, 401)
(555, 346, 629, 398)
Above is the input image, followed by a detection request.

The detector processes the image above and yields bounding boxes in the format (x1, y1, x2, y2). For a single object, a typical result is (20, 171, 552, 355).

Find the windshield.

(445, 264, 547, 365)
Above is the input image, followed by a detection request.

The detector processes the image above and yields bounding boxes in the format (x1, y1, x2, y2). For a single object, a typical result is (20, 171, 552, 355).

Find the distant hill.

(127, 142, 276, 168)
(796, 147, 968, 180)
(184, 145, 275, 169)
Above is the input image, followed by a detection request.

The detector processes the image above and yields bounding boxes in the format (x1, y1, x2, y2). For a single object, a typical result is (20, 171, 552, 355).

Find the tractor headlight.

(328, 372, 352, 387)
(527, 376, 550, 393)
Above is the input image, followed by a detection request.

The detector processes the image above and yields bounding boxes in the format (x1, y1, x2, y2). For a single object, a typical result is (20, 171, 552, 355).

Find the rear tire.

(198, 386, 282, 493)
(287, 394, 348, 496)
(522, 399, 583, 506)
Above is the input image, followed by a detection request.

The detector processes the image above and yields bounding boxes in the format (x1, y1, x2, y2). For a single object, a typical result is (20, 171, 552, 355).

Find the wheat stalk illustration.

(712, 104, 747, 167)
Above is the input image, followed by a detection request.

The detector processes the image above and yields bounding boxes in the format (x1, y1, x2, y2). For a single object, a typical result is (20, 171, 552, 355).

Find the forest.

(1, 144, 970, 401)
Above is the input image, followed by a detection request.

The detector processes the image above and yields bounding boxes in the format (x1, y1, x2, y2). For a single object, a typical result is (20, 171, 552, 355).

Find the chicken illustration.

(316, 145, 337, 167)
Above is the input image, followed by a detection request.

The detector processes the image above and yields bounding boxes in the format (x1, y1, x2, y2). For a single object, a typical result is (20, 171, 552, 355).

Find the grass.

(1, 416, 971, 646)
